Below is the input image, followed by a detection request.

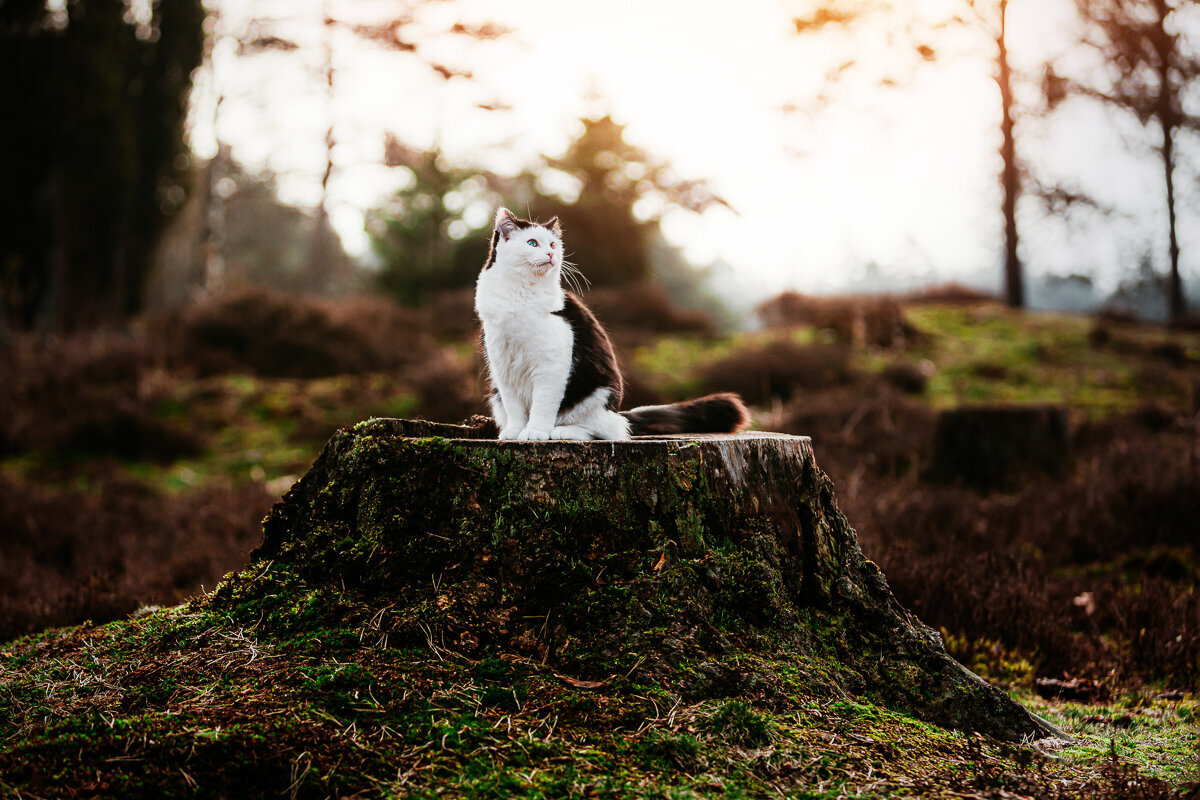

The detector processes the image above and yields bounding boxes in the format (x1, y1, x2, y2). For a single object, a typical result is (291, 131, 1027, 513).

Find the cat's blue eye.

(526, 239, 538, 247)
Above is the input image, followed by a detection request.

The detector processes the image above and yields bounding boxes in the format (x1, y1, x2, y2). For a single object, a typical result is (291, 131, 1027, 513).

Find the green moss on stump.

(241, 418, 1054, 742)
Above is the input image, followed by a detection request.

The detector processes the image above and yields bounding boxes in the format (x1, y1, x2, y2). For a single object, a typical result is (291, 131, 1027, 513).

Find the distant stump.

(926, 405, 1070, 492)
(243, 418, 1060, 742)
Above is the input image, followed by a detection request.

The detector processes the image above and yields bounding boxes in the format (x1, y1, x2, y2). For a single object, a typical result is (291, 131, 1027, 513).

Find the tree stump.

(926, 405, 1070, 492)
(247, 418, 1061, 742)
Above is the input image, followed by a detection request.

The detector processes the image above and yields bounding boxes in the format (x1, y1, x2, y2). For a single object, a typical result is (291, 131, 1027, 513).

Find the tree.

(366, 116, 728, 303)
(198, 1, 509, 296)
(367, 139, 498, 306)
(789, 0, 1030, 307)
(539, 116, 729, 287)
(0, 0, 204, 333)
(1044, 0, 1200, 325)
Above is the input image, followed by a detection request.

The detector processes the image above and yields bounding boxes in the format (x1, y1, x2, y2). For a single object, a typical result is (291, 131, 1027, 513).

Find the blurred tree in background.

(368, 137, 498, 307)
(367, 114, 731, 307)
(1045, 0, 1200, 326)
(1, 0, 204, 333)
(221, 165, 360, 295)
(200, 3, 509, 299)
(790, 0, 1030, 308)
(540, 116, 730, 287)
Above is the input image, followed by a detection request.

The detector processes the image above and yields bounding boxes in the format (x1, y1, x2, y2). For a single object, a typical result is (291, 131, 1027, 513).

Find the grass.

(2, 372, 423, 495)
(898, 305, 1185, 413)
(632, 328, 818, 399)
(633, 303, 1200, 418)
(3, 298, 1199, 797)
(1027, 693, 1200, 784)
(3, 600, 1192, 799)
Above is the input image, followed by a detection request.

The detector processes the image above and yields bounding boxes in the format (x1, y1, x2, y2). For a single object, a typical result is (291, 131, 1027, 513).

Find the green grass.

(632, 328, 817, 398)
(633, 303, 1200, 419)
(899, 305, 1189, 413)
(1026, 692, 1199, 784)
(2, 372, 422, 496)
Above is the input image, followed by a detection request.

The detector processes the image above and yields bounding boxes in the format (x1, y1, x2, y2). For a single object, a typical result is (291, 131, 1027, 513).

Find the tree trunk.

(251, 418, 1065, 742)
(302, 4, 336, 295)
(1162, 124, 1184, 326)
(1156, 120, 1185, 331)
(997, 0, 1023, 309)
(1151, 1, 1185, 326)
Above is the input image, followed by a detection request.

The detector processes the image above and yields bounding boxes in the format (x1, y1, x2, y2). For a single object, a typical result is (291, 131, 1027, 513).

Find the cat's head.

(484, 207, 563, 279)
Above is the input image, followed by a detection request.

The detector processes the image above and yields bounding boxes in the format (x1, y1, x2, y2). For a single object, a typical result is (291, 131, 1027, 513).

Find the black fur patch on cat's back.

(553, 292, 623, 414)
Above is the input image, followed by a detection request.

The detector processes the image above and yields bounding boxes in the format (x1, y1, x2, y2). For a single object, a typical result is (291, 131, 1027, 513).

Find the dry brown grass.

(0, 474, 272, 643)
(756, 292, 920, 347)
(784, 394, 1200, 689)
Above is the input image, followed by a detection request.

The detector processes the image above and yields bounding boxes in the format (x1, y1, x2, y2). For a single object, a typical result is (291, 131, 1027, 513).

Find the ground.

(2, 298, 1197, 798)
(0, 594, 1194, 799)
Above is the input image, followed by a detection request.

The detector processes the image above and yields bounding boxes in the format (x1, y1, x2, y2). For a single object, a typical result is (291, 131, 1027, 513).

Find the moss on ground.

(1025, 692, 1199, 785)
(3, 597, 1192, 799)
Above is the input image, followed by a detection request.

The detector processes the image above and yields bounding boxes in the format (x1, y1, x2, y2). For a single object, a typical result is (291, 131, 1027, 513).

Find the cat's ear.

(494, 207, 520, 240)
(545, 216, 562, 237)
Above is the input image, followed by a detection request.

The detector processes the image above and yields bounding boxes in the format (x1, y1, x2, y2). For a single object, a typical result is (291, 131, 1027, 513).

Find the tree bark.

(997, 0, 1023, 309)
(302, 3, 337, 295)
(1162, 126, 1183, 326)
(250, 418, 1066, 742)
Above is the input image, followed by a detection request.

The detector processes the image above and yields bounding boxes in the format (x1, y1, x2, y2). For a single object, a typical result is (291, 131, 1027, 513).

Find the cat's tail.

(621, 393, 751, 437)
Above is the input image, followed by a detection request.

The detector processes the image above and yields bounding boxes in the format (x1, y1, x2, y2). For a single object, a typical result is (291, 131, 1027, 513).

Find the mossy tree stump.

(248, 418, 1059, 742)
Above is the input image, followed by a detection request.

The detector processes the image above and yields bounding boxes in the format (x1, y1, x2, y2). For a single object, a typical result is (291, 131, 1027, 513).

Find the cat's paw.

(498, 426, 524, 440)
(550, 425, 592, 441)
(516, 426, 550, 441)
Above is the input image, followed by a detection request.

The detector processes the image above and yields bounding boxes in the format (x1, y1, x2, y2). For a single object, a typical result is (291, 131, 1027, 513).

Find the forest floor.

(1, 291, 1197, 796)
(0, 585, 1195, 799)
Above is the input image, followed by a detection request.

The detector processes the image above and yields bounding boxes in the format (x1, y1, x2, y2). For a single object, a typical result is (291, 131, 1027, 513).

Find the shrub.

(901, 283, 994, 306)
(880, 362, 928, 394)
(0, 334, 202, 462)
(154, 290, 430, 378)
(583, 282, 716, 343)
(777, 384, 936, 480)
(421, 288, 479, 340)
(408, 350, 486, 424)
(840, 416, 1200, 688)
(756, 292, 919, 347)
(0, 475, 273, 643)
(700, 341, 857, 405)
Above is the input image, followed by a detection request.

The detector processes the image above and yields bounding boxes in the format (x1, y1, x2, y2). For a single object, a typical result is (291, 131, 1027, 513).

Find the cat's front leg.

(518, 366, 568, 440)
(492, 383, 527, 440)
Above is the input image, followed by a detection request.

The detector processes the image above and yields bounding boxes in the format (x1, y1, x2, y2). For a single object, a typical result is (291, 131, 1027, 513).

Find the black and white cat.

(475, 208, 750, 441)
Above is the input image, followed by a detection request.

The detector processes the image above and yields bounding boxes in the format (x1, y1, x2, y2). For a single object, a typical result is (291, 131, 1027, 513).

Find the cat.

(474, 207, 750, 441)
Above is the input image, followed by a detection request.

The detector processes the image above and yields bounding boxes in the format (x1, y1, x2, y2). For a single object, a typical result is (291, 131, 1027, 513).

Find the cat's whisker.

(559, 261, 592, 294)
(561, 269, 585, 296)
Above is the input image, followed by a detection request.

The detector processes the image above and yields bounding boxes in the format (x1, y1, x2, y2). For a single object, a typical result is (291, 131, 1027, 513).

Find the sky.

(190, 0, 1199, 301)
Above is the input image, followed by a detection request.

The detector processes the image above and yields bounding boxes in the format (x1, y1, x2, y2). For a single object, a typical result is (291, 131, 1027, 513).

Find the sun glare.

(199, 0, 1170, 296)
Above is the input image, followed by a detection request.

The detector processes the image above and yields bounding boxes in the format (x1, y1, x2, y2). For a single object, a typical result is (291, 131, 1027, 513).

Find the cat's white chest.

(475, 271, 572, 402)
